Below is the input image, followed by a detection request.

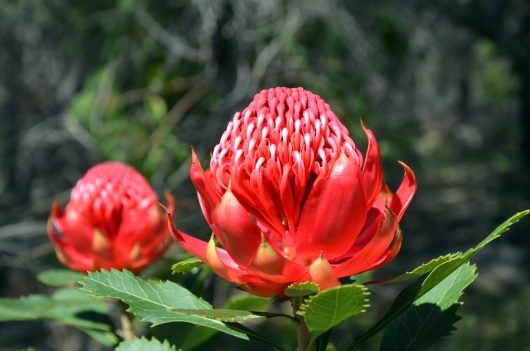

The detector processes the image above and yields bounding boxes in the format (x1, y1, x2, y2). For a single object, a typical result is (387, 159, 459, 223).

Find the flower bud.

(48, 162, 174, 272)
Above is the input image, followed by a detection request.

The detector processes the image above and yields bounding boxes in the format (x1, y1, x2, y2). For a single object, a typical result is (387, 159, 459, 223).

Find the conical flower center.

(209, 87, 364, 246)
(211, 87, 362, 190)
(69, 162, 157, 235)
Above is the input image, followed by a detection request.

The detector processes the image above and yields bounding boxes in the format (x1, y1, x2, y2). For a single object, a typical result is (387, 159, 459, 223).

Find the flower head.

(170, 87, 416, 296)
(48, 162, 174, 272)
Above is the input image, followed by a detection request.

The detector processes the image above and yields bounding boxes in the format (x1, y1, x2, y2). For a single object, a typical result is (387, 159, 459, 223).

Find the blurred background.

(1, 0, 529, 350)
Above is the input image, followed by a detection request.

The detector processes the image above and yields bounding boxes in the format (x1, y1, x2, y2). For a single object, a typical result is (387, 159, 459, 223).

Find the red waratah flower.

(48, 162, 174, 272)
(170, 87, 416, 296)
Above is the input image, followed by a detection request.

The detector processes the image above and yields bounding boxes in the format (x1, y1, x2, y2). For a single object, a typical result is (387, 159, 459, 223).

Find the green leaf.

(350, 211, 529, 350)
(225, 295, 270, 312)
(391, 210, 529, 287)
(380, 263, 477, 351)
(381, 304, 461, 351)
(0, 288, 117, 347)
(417, 210, 528, 298)
(79, 269, 261, 340)
(350, 278, 425, 349)
(116, 337, 176, 351)
(414, 264, 477, 309)
(284, 282, 319, 297)
(314, 329, 333, 351)
(175, 296, 271, 350)
(171, 257, 202, 275)
(468, 210, 529, 254)
(350, 271, 375, 284)
(178, 309, 263, 322)
(37, 269, 85, 287)
(390, 254, 460, 283)
(0, 289, 102, 320)
(83, 327, 121, 347)
(175, 295, 272, 350)
(299, 284, 370, 337)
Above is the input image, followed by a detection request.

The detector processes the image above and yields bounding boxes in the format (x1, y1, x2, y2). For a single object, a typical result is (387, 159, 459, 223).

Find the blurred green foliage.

(1, 0, 529, 350)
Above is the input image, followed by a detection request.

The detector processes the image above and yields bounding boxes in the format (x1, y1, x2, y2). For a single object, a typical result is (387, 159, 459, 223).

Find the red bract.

(170, 87, 416, 296)
(48, 162, 174, 272)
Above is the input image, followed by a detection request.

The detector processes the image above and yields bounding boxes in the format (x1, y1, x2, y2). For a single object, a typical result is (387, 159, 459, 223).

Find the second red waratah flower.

(170, 87, 416, 296)
(48, 162, 174, 272)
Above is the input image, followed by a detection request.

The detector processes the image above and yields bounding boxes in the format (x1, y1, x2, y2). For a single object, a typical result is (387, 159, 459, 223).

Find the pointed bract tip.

(397, 160, 414, 174)
(191, 147, 201, 164)
(250, 236, 284, 275)
(360, 116, 366, 128)
(158, 202, 169, 213)
(205, 236, 226, 274)
(309, 255, 340, 291)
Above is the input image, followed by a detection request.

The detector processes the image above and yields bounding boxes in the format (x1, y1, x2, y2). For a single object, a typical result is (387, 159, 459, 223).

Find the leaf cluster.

(0, 211, 526, 350)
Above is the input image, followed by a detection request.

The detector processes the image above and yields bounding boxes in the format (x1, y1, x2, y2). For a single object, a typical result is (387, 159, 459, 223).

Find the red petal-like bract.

(170, 87, 416, 296)
(48, 162, 173, 272)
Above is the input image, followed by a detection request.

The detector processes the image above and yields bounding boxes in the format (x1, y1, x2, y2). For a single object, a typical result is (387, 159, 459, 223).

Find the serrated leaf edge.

(79, 269, 260, 323)
(406, 253, 461, 274)
(284, 281, 320, 297)
(116, 336, 176, 351)
(297, 284, 371, 317)
(171, 257, 203, 275)
(391, 210, 529, 284)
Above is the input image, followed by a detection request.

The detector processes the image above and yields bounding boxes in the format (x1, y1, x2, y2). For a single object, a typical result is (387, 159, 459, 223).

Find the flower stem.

(116, 301, 134, 341)
(120, 312, 134, 341)
(291, 298, 313, 351)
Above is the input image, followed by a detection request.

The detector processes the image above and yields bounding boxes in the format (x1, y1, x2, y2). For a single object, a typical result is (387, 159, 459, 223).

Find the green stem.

(119, 311, 134, 341)
(116, 301, 135, 341)
(291, 298, 313, 351)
